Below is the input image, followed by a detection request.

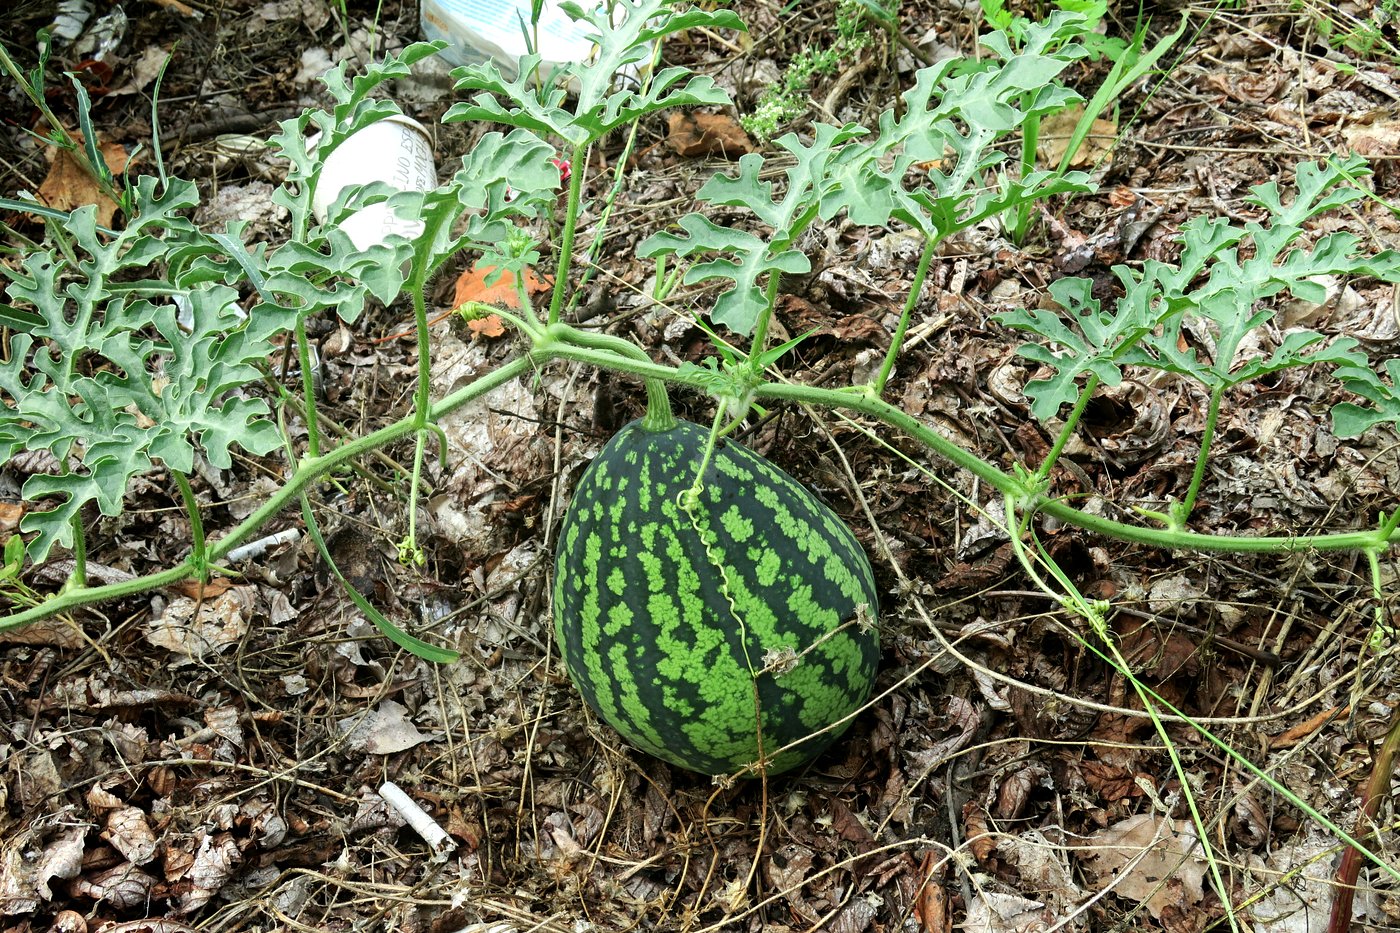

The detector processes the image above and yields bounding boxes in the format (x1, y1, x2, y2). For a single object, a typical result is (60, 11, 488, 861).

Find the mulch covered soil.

(1, 0, 1399, 931)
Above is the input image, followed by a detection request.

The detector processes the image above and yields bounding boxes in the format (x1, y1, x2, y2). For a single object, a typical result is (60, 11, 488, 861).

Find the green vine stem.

(564, 41, 667, 320)
(747, 274, 785, 370)
(7, 341, 1400, 632)
(548, 322, 675, 431)
(538, 341, 1400, 553)
(1004, 517, 1240, 932)
(67, 507, 87, 591)
(872, 234, 939, 397)
(410, 282, 435, 426)
(1000, 496, 1400, 894)
(398, 276, 440, 564)
(1, 354, 535, 631)
(0, 45, 125, 211)
(1035, 373, 1100, 485)
(1008, 113, 1040, 244)
(547, 142, 590, 327)
(1174, 381, 1227, 528)
(171, 471, 209, 584)
(643, 378, 677, 432)
(294, 317, 322, 459)
(1363, 509, 1400, 648)
(681, 408, 727, 509)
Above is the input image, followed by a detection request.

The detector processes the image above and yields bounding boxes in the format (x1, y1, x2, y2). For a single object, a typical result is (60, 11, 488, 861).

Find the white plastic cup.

(420, 0, 596, 76)
(311, 115, 436, 252)
(419, 0, 648, 88)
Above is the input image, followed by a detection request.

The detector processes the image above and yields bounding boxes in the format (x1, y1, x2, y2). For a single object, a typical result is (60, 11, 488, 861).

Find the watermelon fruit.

(553, 416, 880, 776)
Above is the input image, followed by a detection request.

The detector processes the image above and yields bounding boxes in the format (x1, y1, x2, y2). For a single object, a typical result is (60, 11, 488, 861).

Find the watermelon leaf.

(999, 157, 1400, 415)
(638, 215, 809, 335)
(1333, 360, 1400, 439)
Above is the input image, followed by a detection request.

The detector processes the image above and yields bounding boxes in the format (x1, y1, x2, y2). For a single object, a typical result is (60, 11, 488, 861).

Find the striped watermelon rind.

(553, 418, 880, 776)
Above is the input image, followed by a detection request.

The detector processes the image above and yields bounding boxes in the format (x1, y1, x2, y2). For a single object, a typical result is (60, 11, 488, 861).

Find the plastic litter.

(311, 115, 436, 252)
(419, 0, 597, 75)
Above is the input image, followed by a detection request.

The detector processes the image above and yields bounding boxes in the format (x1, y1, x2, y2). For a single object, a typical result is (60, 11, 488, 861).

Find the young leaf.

(1333, 360, 1400, 439)
(637, 215, 810, 335)
(995, 273, 1154, 418)
(698, 123, 868, 234)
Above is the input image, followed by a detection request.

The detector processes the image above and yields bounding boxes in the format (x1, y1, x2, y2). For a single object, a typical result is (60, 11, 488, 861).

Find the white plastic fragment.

(419, 0, 596, 74)
(225, 528, 300, 563)
(72, 5, 127, 62)
(419, 0, 648, 86)
(379, 782, 456, 857)
(48, 0, 93, 44)
(310, 116, 436, 252)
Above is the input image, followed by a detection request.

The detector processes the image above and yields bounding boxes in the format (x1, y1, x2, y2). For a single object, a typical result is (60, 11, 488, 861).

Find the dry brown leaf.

(37, 137, 132, 227)
(74, 863, 157, 909)
(0, 501, 24, 532)
(24, 826, 87, 905)
(997, 831, 1085, 919)
(86, 787, 124, 811)
(452, 262, 547, 311)
(104, 807, 158, 865)
(1345, 118, 1400, 158)
(666, 111, 755, 158)
(337, 699, 441, 754)
(108, 45, 174, 96)
(1082, 760, 1147, 802)
(1037, 106, 1115, 170)
(144, 587, 254, 661)
(1075, 814, 1207, 921)
(50, 910, 86, 933)
(0, 618, 86, 649)
(177, 833, 240, 914)
(169, 576, 234, 600)
(962, 803, 997, 864)
(994, 766, 1045, 819)
(1268, 704, 1346, 750)
(914, 852, 950, 933)
(963, 892, 1049, 933)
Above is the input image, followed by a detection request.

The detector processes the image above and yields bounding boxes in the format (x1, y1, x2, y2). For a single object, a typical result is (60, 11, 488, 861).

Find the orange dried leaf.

(962, 803, 996, 863)
(914, 851, 950, 933)
(452, 262, 546, 311)
(1269, 705, 1346, 750)
(0, 501, 24, 533)
(467, 314, 506, 339)
(170, 576, 234, 600)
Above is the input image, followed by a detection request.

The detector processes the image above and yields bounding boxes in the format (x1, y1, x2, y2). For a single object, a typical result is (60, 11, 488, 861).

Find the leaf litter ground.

(0, 1, 1398, 931)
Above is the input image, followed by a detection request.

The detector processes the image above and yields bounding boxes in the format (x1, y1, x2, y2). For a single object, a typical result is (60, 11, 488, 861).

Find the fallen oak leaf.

(37, 134, 131, 227)
(666, 111, 755, 159)
(1073, 814, 1207, 921)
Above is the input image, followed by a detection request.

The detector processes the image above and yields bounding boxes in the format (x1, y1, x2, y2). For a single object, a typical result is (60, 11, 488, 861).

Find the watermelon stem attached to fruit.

(547, 322, 677, 433)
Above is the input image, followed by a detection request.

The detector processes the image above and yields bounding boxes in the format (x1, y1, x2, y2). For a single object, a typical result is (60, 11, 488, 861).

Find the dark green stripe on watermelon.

(554, 418, 880, 776)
